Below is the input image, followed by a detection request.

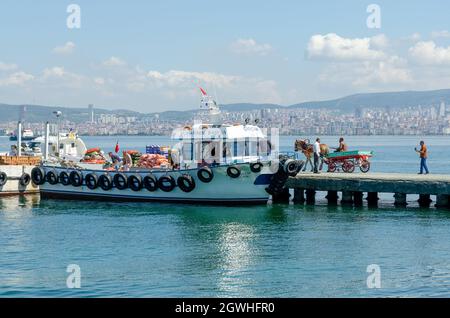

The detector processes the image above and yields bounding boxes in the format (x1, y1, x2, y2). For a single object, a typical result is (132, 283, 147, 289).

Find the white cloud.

(102, 56, 126, 67)
(0, 62, 18, 72)
(370, 34, 389, 49)
(94, 77, 105, 85)
(307, 33, 386, 61)
(431, 30, 450, 39)
(52, 41, 76, 55)
(230, 38, 272, 56)
(409, 41, 450, 65)
(42, 67, 66, 78)
(0, 71, 34, 86)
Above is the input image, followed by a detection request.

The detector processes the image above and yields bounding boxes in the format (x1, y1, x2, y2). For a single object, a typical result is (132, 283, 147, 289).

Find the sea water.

(1, 135, 450, 297)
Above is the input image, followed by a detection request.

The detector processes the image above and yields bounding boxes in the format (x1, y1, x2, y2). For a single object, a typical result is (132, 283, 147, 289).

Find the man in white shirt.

(313, 138, 321, 173)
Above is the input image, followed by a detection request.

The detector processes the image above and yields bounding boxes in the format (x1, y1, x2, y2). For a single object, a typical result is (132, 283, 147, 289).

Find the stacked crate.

(0, 156, 41, 166)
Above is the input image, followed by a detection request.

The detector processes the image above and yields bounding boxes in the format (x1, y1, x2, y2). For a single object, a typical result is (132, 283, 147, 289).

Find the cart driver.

(336, 137, 348, 152)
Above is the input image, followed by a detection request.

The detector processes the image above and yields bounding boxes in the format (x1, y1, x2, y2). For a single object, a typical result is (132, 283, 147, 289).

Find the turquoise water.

(2, 135, 450, 297)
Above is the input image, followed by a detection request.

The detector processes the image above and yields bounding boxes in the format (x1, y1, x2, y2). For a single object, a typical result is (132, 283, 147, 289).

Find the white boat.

(32, 91, 302, 205)
(9, 129, 34, 141)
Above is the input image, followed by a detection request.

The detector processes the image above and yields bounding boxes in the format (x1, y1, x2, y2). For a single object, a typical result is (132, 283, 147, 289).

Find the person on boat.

(313, 138, 321, 174)
(108, 151, 121, 163)
(335, 137, 348, 152)
(415, 140, 429, 174)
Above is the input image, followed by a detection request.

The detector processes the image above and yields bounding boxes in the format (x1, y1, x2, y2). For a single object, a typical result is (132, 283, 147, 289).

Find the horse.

(294, 139, 329, 172)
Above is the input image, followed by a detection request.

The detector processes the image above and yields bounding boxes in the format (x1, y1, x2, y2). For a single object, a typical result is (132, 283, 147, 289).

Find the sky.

(1, 0, 450, 112)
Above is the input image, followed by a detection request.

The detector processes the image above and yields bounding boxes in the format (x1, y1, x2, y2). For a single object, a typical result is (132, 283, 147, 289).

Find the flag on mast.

(115, 141, 120, 153)
(199, 87, 207, 96)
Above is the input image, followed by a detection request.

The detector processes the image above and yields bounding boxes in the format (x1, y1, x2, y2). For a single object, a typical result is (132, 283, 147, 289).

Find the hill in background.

(1, 89, 450, 123)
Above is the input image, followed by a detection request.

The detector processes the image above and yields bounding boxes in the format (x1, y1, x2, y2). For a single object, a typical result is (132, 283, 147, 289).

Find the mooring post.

(305, 189, 316, 205)
(325, 190, 339, 205)
(293, 188, 305, 204)
(272, 188, 291, 204)
(341, 191, 353, 205)
(394, 193, 407, 207)
(435, 194, 450, 208)
(418, 194, 432, 208)
(366, 192, 379, 207)
(353, 191, 363, 206)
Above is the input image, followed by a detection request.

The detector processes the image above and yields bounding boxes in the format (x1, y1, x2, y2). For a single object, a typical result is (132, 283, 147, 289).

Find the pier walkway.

(285, 172, 450, 207)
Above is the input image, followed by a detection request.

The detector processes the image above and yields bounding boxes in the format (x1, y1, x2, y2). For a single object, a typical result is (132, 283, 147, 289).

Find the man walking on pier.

(415, 140, 429, 174)
(313, 138, 321, 174)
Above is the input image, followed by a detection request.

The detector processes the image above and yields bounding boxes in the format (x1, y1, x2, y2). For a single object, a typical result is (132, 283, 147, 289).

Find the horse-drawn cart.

(324, 150, 373, 173)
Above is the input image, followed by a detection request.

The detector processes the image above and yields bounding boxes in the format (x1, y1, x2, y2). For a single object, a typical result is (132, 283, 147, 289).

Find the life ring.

(31, 167, 45, 185)
(0, 172, 7, 186)
(113, 173, 128, 190)
(85, 173, 98, 190)
(69, 170, 83, 187)
(98, 174, 113, 191)
(128, 174, 142, 192)
(158, 175, 176, 192)
(143, 174, 158, 192)
(227, 166, 241, 178)
(284, 159, 299, 176)
(59, 171, 71, 186)
(86, 147, 101, 154)
(46, 170, 59, 185)
(19, 173, 31, 187)
(177, 174, 196, 193)
(197, 167, 213, 183)
(250, 162, 263, 173)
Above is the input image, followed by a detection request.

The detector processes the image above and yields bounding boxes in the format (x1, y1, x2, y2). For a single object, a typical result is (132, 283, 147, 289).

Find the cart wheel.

(328, 162, 337, 172)
(360, 160, 370, 173)
(342, 160, 355, 173)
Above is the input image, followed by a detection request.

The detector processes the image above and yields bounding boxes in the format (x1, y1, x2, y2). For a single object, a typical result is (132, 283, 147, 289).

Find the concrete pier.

(286, 172, 450, 208)
(0, 165, 39, 196)
(394, 193, 407, 207)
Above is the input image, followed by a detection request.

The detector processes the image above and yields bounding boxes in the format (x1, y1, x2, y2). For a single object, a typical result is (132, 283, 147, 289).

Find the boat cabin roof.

(171, 123, 266, 140)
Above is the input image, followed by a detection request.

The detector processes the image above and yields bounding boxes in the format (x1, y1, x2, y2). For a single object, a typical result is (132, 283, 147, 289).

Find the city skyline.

(1, 1, 450, 112)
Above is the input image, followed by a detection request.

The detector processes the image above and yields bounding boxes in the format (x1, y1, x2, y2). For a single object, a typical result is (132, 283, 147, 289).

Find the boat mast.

(199, 88, 221, 124)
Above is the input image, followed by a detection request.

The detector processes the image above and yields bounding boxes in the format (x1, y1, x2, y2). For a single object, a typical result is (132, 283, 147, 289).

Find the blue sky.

(1, 0, 450, 112)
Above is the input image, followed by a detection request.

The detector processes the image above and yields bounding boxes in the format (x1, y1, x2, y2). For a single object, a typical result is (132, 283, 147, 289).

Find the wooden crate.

(0, 155, 41, 166)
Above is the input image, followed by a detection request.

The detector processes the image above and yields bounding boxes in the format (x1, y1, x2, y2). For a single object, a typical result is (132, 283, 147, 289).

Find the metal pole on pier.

(44, 121, 50, 160)
(17, 121, 22, 156)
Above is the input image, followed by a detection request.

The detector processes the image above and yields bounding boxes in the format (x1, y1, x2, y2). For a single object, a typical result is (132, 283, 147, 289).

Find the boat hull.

(38, 163, 274, 205)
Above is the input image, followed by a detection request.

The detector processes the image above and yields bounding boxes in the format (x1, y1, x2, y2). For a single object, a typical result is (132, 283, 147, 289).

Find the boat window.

(236, 140, 246, 157)
(182, 142, 193, 161)
(249, 139, 258, 156)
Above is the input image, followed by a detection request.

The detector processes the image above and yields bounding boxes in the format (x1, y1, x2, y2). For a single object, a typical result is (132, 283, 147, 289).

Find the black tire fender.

(128, 174, 142, 192)
(250, 162, 263, 173)
(85, 173, 98, 190)
(19, 173, 31, 187)
(69, 170, 83, 187)
(46, 170, 59, 185)
(227, 166, 241, 178)
(197, 166, 213, 183)
(143, 174, 158, 192)
(59, 171, 71, 186)
(31, 167, 45, 185)
(113, 173, 128, 190)
(98, 174, 113, 191)
(158, 175, 176, 192)
(0, 171, 7, 186)
(177, 174, 196, 193)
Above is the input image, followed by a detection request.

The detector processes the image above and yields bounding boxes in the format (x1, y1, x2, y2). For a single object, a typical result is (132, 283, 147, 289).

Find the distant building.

(439, 101, 446, 118)
(88, 104, 94, 123)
